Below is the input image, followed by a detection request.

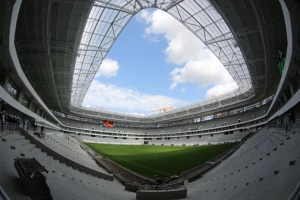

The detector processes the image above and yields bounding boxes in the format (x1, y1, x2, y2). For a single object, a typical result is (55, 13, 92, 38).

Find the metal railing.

(0, 122, 20, 137)
(287, 181, 300, 200)
(0, 185, 10, 200)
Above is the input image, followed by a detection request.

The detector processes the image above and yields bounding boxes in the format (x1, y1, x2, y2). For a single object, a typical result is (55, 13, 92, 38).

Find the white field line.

(112, 154, 173, 176)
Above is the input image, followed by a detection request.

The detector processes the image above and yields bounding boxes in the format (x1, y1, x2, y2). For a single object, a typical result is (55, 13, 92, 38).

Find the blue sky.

(97, 11, 205, 102)
(82, 9, 238, 114)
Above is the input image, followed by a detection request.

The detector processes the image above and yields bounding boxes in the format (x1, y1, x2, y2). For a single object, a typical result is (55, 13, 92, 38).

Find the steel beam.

(94, 0, 136, 14)
(163, 0, 184, 11)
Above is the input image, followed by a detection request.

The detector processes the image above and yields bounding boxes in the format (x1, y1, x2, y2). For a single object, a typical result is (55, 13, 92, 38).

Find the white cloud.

(136, 10, 151, 23)
(169, 59, 234, 89)
(95, 58, 119, 78)
(82, 80, 188, 113)
(205, 83, 238, 98)
(138, 10, 238, 97)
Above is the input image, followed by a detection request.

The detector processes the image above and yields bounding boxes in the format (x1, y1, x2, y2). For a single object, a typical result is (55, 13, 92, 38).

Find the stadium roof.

(15, 0, 285, 122)
(71, 0, 252, 107)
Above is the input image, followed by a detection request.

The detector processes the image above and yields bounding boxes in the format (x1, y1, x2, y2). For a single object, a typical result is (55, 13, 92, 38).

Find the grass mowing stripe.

(85, 143, 237, 179)
(111, 154, 173, 176)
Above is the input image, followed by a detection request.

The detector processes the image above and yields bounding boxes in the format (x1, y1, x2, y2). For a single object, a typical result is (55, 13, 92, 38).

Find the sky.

(82, 9, 238, 115)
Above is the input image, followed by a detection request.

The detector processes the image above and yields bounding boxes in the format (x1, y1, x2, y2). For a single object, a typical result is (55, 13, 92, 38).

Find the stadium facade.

(0, 0, 299, 199)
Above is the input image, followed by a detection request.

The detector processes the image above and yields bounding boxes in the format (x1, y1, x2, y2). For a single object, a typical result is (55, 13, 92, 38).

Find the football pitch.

(85, 143, 237, 179)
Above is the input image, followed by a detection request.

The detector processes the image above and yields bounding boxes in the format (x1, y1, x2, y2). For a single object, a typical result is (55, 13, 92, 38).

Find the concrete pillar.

(36, 107, 40, 115)
(283, 93, 287, 103)
(289, 82, 295, 96)
(27, 98, 33, 110)
(29, 99, 34, 112)
(0, 70, 9, 87)
(28, 99, 34, 110)
(16, 87, 24, 104)
(297, 68, 300, 89)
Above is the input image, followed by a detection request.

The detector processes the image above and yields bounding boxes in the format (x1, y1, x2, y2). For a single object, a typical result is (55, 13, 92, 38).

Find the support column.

(297, 67, 300, 89)
(1, 71, 9, 89)
(16, 86, 24, 104)
(289, 82, 295, 96)
(278, 98, 283, 109)
(28, 99, 34, 111)
(283, 93, 287, 104)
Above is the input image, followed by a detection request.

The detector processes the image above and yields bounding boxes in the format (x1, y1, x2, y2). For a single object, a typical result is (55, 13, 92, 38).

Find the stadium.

(0, 0, 299, 199)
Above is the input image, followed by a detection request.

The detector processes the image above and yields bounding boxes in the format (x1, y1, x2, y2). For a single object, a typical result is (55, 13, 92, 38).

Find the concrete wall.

(136, 187, 187, 200)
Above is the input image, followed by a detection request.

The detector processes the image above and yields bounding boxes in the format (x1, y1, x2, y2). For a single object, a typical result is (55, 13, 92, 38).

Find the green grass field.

(85, 143, 237, 179)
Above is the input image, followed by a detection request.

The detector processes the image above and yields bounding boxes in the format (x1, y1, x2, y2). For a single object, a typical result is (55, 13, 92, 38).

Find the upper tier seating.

(77, 130, 250, 146)
(57, 103, 269, 136)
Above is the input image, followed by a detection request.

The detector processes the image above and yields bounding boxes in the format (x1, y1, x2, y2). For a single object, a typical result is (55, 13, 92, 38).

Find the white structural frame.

(70, 0, 254, 121)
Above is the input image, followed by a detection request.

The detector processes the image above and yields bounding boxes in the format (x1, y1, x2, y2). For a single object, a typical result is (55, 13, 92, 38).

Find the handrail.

(287, 181, 300, 200)
(0, 123, 20, 138)
(0, 185, 10, 200)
